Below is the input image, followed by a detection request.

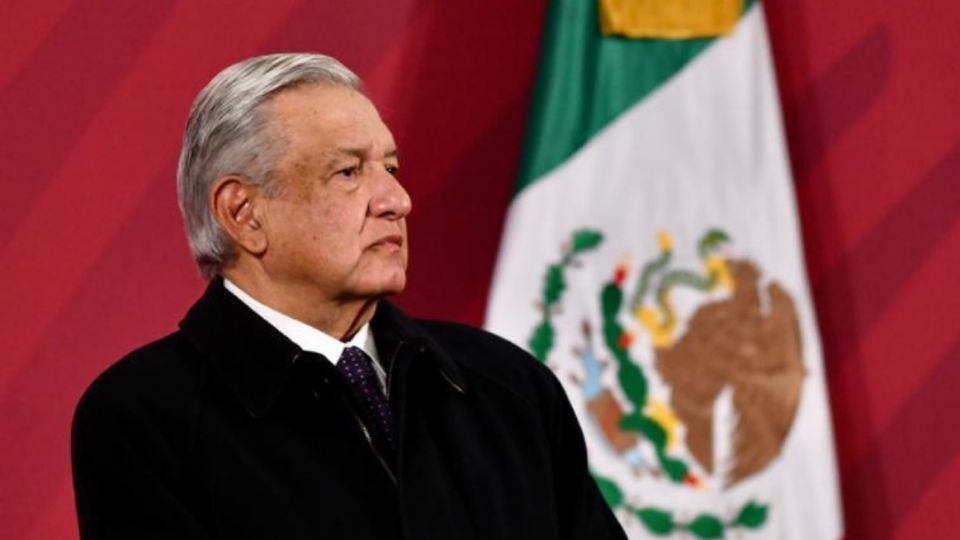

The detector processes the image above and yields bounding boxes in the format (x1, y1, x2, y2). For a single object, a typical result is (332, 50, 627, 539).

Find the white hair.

(177, 53, 360, 279)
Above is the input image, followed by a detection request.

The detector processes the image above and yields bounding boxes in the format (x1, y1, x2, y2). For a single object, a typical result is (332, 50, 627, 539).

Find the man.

(72, 53, 625, 540)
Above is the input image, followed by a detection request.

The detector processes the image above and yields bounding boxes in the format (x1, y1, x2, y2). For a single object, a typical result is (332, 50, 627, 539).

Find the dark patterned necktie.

(336, 346, 396, 447)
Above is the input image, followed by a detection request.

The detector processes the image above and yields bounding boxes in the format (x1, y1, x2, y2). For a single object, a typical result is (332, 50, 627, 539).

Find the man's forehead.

(269, 84, 375, 124)
(266, 85, 397, 154)
(316, 122, 398, 161)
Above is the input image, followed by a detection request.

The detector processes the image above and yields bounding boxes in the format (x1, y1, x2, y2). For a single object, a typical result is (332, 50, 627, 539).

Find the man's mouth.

(369, 234, 403, 250)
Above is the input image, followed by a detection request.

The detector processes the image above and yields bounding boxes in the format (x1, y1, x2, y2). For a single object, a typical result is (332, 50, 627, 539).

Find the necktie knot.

(338, 346, 379, 387)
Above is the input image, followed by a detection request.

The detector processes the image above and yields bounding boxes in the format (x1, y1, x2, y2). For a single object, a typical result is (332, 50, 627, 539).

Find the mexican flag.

(485, 1, 844, 538)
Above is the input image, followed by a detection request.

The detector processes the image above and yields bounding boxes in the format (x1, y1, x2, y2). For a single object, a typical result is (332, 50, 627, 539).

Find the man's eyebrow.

(328, 147, 399, 160)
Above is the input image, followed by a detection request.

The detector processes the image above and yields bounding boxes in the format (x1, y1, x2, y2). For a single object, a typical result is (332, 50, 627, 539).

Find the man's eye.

(385, 165, 399, 176)
(337, 166, 358, 178)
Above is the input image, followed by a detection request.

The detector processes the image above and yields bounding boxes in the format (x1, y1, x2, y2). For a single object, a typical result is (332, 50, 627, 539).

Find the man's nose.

(369, 167, 412, 220)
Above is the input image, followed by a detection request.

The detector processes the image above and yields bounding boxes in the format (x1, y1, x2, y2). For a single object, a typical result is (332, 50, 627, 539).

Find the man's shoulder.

(75, 331, 208, 419)
(72, 331, 213, 477)
(415, 319, 561, 403)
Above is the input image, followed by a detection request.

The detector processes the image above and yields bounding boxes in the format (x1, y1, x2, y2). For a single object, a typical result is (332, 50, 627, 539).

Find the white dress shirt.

(223, 279, 387, 390)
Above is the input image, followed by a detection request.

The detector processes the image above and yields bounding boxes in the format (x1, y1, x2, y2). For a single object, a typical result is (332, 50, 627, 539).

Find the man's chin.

(379, 277, 406, 297)
(362, 274, 407, 300)
(343, 261, 407, 300)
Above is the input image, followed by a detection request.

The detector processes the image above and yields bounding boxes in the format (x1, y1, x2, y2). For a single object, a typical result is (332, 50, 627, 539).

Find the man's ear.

(210, 176, 268, 257)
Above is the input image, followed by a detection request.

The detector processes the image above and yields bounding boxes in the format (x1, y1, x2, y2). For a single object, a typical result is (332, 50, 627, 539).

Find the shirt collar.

(222, 278, 380, 368)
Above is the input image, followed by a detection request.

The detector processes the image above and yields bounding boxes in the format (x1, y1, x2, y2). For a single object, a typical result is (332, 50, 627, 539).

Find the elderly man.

(71, 53, 625, 540)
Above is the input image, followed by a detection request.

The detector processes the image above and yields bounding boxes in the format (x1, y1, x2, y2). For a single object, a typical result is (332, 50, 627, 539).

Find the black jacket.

(72, 280, 626, 539)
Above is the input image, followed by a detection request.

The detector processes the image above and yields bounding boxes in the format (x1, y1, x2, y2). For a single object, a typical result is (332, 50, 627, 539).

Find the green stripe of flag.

(516, 0, 756, 195)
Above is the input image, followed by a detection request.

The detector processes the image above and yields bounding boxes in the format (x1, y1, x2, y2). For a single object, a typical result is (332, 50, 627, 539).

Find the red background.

(1, 1, 958, 538)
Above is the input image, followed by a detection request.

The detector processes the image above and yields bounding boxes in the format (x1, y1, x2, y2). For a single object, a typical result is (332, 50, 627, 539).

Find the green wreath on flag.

(529, 228, 772, 537)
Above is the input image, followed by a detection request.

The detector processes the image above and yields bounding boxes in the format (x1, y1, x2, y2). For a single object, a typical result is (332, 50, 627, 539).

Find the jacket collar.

(179, 279, 467, 419)
(370, 301, 468, 396)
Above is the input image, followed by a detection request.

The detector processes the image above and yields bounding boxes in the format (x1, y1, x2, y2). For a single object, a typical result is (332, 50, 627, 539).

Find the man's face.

(257, 84, 411, 303)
